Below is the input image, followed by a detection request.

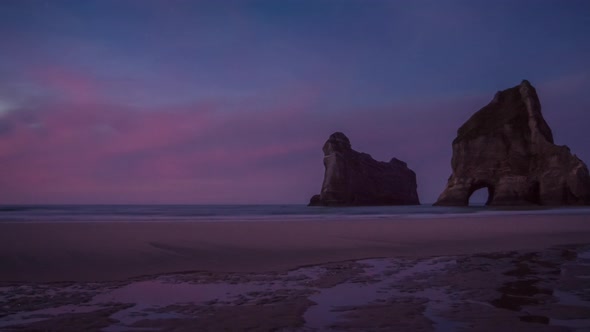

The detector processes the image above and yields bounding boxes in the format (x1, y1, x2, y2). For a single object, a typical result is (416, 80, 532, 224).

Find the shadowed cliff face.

(435, 80, 590, 206)
(309, 132, 419, 206)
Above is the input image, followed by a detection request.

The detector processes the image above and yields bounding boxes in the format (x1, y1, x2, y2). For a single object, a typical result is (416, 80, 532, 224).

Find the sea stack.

(435, 80, 590, 206)
(309, 132, 419, 206)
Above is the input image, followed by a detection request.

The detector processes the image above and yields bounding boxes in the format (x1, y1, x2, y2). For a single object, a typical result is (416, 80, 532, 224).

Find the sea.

(1, 204, 590, 223)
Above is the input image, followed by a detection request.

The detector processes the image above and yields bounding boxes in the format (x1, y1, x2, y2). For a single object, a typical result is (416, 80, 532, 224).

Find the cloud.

(0, 92, 322, 203)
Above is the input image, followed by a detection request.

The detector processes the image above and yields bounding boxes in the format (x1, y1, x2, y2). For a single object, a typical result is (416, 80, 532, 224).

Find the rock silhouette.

(435, 80, 590, 206)
(309, 132, 419, 206)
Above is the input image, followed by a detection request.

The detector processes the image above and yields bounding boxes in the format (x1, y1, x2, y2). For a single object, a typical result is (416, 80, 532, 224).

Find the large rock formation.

(435, 80, 590, 206)
(309, 132, 420, 206)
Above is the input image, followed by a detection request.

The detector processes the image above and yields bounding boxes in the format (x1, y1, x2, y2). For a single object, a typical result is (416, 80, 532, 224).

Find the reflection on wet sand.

(1, 246, 589, 331)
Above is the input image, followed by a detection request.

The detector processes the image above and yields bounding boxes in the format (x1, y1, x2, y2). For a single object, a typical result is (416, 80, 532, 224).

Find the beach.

(2, 214, 590, 282)
(1, 214, 590, 331)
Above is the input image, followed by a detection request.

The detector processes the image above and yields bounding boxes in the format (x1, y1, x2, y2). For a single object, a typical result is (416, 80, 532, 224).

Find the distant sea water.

(1, 204, 590, 223)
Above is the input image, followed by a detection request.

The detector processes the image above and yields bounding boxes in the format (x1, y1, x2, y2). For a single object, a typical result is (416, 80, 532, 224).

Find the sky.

(0, 0, 589, 204)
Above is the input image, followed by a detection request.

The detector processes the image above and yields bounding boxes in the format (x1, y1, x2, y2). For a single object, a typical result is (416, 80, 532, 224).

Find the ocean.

(1, 204, 590, 223)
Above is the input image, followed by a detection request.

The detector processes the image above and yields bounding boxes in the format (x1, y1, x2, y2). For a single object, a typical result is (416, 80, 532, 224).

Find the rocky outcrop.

(309, 132, 419, 206)
(435, 80, 590, 206)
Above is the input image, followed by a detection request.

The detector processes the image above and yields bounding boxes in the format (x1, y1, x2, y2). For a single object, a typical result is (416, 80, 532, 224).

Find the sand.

(2, 244, 590, 331)
(2, 215, 590, 331)
(1, 214, 590, 282)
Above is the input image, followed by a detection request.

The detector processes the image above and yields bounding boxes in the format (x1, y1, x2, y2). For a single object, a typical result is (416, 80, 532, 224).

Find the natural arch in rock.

(468, 184, 494, 206)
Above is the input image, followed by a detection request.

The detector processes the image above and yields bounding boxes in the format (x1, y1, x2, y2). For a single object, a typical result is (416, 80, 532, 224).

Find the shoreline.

(1, 215, 590, 282)
(3, 204, 590, 224)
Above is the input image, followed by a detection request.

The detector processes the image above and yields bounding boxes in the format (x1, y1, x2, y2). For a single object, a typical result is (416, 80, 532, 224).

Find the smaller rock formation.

(435, 80, 590, 206)
(309, 132, 420, 206)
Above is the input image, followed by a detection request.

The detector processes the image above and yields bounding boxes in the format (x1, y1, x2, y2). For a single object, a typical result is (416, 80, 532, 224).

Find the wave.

(1, 204, 590, 223)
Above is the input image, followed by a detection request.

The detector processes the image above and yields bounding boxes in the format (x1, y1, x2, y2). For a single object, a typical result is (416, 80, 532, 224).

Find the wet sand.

(1, 214, 590, 282)
(1, 244, 589, 331)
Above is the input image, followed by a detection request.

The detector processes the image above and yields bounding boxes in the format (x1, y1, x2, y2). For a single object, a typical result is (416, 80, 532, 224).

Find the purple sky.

(1, 0, 590, 204)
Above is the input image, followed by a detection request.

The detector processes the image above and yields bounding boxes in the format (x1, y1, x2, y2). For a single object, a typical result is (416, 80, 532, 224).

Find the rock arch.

(435, 80, 590, 206)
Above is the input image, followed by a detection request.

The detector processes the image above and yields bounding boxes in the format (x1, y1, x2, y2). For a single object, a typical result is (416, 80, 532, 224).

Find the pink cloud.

(28, 66, 101, 103)
(0, 94, 326, 203)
